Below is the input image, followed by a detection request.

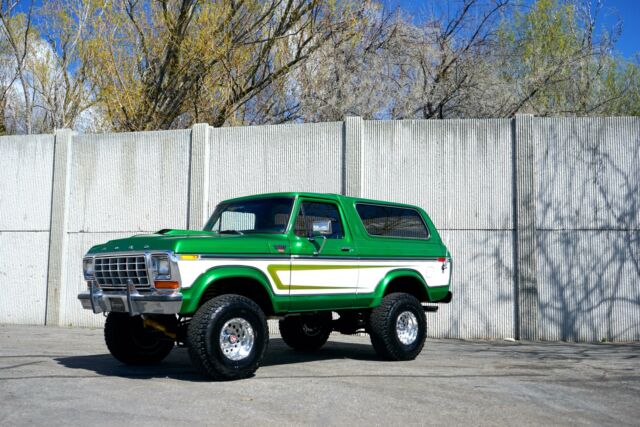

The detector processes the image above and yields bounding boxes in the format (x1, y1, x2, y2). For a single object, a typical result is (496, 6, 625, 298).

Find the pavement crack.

(0, 361, 44, 370)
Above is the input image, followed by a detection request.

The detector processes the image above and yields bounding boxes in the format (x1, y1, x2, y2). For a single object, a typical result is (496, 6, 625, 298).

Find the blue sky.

(382, 0, 640, 59)
(15, 0, 640, 59)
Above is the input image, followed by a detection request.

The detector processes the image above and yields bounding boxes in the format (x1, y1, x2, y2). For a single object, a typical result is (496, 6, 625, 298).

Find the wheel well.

(384, 276, 429, 303)
(199, 277, 274, 316)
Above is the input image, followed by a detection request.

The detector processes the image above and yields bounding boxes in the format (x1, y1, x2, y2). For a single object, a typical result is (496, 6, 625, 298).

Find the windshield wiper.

(218, 230, 244, 235)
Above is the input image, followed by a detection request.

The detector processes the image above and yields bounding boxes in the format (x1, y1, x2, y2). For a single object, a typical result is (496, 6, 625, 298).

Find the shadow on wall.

(427, 230, 517, 340)
(536, 119, 640, 342)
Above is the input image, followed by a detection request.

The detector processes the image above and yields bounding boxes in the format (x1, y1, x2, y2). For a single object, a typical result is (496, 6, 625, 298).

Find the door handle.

(341, 247, 353, 252)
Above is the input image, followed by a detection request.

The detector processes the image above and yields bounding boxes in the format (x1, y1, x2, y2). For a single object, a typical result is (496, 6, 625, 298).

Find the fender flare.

(179, 265, 278, 315)
(371, 268, 431, 305)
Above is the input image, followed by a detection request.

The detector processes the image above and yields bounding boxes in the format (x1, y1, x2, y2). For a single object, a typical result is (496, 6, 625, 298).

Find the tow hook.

(143, 318, 177, 340)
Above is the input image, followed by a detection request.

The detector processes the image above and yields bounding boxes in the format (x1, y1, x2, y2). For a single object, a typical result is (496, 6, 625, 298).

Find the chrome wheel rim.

(219, 318, 255, 361)
(301, 321, 322, 337)
(396, 311, 419, 345)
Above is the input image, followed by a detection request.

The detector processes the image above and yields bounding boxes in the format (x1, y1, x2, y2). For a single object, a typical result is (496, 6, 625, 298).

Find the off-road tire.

(279, 312, 332, 351)
(104, 313, 174, 365)
(187, 294, 268, 381)
(368, 293, 426, 361)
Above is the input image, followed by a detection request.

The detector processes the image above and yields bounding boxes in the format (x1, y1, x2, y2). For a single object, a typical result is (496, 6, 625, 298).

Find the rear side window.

(355, 203, 429, 239)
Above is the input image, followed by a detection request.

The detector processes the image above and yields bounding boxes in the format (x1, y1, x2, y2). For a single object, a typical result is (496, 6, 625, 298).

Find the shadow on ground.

(54, 338, 379, 381)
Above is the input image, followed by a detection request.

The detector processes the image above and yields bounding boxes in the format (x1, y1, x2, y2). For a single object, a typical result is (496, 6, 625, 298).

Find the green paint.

(83, 192, 452, 316)
(179, 265, 282, 314)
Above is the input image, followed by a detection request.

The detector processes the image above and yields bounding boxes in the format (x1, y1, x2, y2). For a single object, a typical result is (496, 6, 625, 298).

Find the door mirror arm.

(308, 234, 327, 256)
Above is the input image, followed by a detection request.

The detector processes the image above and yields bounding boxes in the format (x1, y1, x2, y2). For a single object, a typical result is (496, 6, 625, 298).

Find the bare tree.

(79, 0, 368, 131)
(0, 0, 35, 133)
(28, 0, 98, 131)
(293, 2, 397, 122)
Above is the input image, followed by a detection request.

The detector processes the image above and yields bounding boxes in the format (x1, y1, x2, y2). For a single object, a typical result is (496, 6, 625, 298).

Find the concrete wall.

(0, 135, 54, 325)
(361, 120, 516, 339)
(206, 122, 344, 223)
(0, 116, 637, 342)
(59, 130, 192, 328)
(533, 117, 640, 341)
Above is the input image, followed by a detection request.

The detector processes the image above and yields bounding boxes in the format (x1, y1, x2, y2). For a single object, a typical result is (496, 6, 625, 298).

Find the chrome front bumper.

(78, 283, 182, 316)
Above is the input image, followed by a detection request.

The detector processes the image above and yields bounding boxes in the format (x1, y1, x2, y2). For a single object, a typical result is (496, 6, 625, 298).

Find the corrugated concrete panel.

(68, 130, 191, 232)
(534, 117, 640, 230)
(207, 122, 343, 213)
(428, 230, 516, 339)
(537, 230, 640, 342)
(362, 119, 514, 230)
(514, 115, 539, 340)
(0, 134, 55, 231)
(1, 117, 638, 343)
(187, 124, 211, 230)
(344, 117, 363, 197)
(0, 231, 49, 325)
(59, 232, 140, 328)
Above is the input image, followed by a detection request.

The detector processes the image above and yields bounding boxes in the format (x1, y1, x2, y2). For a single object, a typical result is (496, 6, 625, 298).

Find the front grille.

(94, 255, 150, 289)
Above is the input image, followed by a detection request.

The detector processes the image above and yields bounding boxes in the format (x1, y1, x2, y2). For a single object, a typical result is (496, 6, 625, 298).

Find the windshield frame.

(203, 196, 296, 235)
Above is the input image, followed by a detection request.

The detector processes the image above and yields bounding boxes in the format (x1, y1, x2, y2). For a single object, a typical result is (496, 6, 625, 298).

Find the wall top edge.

(0, 116, 637, 141)
(363, 117, 513, 125)
(72, 128, 192, 141)
(208, 120, 344, 133)
(0, 133, 55, 143)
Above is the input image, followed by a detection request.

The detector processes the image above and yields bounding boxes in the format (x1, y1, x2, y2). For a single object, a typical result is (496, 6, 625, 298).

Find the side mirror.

(311, 219, 332, 236)
(308, 219, 331, 256)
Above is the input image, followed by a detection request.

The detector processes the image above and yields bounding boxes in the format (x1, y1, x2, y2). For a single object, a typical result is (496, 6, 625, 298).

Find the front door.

(287, 198, 359, 311)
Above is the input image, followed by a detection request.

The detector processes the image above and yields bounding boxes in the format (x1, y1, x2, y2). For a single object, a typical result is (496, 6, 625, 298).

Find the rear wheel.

(368, 293, 426, 361)
(104, 313, 174, 365)
(187, 294, 268, 380)
(279, 312, 332, 351)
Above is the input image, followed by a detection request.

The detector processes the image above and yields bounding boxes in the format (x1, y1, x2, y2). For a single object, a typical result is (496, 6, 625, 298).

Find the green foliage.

(497, 0, 638, 116)
(0, 0, 637, 134)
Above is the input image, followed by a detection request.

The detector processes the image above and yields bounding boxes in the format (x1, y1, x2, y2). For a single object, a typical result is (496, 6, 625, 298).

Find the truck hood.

(87, 229, 288, 255)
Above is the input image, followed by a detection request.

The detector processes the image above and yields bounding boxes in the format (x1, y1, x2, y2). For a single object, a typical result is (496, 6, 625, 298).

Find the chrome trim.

(83, 257, 95, 280)
(126, 280, 136, 315)
(80, 250, 183, 315)
(219, 317, 255, 361)
(78, 289, 182, 315)
(396, 311, 419, 345)
(82, 250, 182, 291)
(93, 254, 150, 289)
(89, 280, 97, 313)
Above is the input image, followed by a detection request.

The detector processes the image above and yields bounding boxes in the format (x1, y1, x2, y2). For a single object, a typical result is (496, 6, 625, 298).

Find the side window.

(356, 204, 429, 239)
(294, 202, 344, 239)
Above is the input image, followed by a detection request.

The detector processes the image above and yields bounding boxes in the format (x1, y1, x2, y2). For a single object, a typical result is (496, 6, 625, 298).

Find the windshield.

(204, 197, 295, 234)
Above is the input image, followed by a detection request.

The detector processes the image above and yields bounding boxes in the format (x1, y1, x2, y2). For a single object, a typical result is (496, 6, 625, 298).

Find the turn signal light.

(438, 257, 446, 262)
(154, 281, 179, 289)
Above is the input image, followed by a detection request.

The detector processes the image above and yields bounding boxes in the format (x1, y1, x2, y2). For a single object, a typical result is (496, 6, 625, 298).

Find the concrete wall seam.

(0, 117, 637, 341)
(45, 129, 74, 326)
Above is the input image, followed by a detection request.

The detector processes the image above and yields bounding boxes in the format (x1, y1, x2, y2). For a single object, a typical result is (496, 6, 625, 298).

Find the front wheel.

(187, 294, 269, 380)
(104, 313, 174, 365)
(368, 293, 427, 361)
(279, 312, 332, 351)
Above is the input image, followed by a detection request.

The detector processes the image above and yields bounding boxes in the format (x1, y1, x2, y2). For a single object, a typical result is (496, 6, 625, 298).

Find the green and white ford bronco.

(78, 192, 452, 380)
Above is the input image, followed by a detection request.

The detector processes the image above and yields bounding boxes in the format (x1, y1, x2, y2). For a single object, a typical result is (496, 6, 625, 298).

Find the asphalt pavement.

(0, 325, 638, 426)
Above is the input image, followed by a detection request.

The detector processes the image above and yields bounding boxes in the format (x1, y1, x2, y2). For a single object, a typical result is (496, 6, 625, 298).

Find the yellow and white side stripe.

(176, 257, 451, 296)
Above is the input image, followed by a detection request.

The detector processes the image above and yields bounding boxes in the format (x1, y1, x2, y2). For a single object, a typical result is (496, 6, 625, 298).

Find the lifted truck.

(78, 192, 452, 380)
